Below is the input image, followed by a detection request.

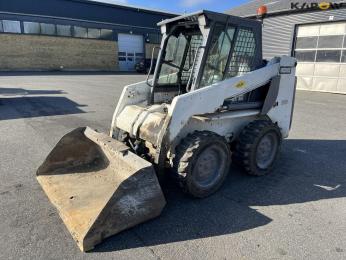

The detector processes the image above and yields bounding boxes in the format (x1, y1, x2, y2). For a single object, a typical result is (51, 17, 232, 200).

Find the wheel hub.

(193, 146, 224, 188)
(256, 132, 278, 169)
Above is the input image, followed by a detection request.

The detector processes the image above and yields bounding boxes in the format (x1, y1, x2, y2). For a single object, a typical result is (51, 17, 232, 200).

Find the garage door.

(294, 22, 346, 94)
(118, 34, 144, 71)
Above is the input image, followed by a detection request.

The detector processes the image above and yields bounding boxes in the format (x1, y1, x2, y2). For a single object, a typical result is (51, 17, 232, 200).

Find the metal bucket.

(37, 127, 166, 251)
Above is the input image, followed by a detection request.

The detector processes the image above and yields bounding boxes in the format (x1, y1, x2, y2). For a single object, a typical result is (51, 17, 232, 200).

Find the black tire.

(173, 131, 231, 198)
(233, 120, 282, 176)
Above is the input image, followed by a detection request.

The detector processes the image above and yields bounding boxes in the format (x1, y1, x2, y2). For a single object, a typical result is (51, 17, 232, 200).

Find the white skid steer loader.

(37, 10, 297, 251)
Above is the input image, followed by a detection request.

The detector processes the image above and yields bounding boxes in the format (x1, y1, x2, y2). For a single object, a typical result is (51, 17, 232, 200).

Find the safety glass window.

(158, 33, 187, 85)
(200, 24, 235, 87)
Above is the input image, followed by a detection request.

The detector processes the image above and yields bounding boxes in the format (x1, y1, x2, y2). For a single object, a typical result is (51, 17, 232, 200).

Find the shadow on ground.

(93, 139, 346, 252)
(0, 88, 86, 120)
(0, 88, 65, 96)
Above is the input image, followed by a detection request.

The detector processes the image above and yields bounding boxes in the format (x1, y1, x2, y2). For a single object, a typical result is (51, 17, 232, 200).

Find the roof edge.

(246, 3, 346, 18)
(66, 0, 179, 17)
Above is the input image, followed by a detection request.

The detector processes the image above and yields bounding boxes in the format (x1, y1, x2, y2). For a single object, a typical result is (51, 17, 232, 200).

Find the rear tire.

(173, 131, 231, 198)
(233, 120, 282, 176)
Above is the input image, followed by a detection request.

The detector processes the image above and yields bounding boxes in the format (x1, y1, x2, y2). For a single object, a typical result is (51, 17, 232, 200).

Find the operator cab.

(149, 10, 264, 106)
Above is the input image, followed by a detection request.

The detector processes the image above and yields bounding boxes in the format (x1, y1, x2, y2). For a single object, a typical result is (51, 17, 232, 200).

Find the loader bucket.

(36, 127, 166, 252)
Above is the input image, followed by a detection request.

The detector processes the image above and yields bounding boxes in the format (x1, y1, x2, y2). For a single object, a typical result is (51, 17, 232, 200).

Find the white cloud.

(180, 0, 212, 7)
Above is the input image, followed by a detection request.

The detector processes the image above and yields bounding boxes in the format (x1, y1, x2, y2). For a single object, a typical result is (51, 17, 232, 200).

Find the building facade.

(227, 0, 346, 94)
(0, 0, 176, 71)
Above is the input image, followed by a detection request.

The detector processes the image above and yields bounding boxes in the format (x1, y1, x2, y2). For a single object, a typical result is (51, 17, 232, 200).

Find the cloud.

(180, 0, 212, 7)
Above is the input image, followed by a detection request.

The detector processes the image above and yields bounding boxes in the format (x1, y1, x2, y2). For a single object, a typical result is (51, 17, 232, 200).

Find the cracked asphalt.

(0, 73, 345, 259)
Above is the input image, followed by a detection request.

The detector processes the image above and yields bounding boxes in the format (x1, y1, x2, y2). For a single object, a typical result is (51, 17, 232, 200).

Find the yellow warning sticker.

(235, 80, 246, 88)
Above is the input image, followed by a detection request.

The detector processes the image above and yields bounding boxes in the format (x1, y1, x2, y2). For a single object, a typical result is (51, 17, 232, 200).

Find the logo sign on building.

(291, 2, 345, 11)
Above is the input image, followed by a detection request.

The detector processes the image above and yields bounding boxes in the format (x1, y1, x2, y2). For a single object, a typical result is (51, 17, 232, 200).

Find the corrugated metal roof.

(226, 0, 346, 17)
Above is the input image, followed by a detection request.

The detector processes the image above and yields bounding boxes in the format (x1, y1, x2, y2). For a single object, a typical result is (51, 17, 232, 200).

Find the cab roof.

(157, 10, 261, 29)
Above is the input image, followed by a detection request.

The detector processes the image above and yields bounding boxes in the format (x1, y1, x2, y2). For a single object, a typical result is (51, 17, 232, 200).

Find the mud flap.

(36, 127, 166, 252)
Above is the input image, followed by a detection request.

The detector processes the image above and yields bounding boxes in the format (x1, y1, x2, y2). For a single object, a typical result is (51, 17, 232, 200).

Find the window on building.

(0, 21, 3, 32)
(318, 35, 343, 48)
(342, 51, 346, 63)
(87, 28, 100, 39)
(74, 26, 88, 38)
(295, 50, 316, 62)
(40, 23, 56, 35)
(316, 50, 341, 62)
(23, 22, 40, 34)
(295, 37, 318, 49)
(135, 52, 144, 62)
(297, 24, 320, 37)
(57, 25, 71, 37)
(3, 20, 21, 33)
(319, 22, 346, 36)
(295, 23, 346, 63)
(100, 29, 113, 40)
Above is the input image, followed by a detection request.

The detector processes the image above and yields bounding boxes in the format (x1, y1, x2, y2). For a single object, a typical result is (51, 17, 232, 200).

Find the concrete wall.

(145, 43, 160, 59)
(0, 34, 118, 71)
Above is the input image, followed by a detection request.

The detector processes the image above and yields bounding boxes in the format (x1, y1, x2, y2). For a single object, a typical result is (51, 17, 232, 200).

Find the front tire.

(173, 131, 231, 198)
(233, 120, 282, 176)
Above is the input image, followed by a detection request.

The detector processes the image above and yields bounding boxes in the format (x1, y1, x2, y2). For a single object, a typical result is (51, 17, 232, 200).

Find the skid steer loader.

(37, 10, 297, 251)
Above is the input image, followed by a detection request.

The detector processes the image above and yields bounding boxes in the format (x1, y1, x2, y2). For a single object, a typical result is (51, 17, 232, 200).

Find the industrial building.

(227, 0, 346, 94)
(0, 0, 176, 71)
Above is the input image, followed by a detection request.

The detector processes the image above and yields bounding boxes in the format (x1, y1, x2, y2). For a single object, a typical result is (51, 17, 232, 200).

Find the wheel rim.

(255, 131, 278, 169)
(192, 145, 227, 189)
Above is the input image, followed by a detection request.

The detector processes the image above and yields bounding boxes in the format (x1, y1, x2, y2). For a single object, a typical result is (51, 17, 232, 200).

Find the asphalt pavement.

(0, 73, 345, 259)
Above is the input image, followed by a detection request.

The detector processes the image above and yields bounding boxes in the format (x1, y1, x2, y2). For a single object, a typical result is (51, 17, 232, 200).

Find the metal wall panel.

(0, 0, 175, 29)
(261, 9, 346, 94)
(261, 9, 346, 60)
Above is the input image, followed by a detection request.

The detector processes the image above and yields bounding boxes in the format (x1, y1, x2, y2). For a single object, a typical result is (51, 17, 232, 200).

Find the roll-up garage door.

(294, 22, 346, 94)
(118, 33, 144, 71)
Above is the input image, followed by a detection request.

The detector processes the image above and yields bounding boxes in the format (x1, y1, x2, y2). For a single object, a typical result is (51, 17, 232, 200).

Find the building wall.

(0, 34, 118, 71)
(0, 0, 175, 29)
(261, 9, 346, 59)
(260, 9, 346, 94)
(0, 0, 174, 71)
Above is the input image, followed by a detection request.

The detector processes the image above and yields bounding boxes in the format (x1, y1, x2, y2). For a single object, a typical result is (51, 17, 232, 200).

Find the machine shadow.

(0, 96, 86, 120)
(0, 87, 65, 96)
(95, 139, 346, 252)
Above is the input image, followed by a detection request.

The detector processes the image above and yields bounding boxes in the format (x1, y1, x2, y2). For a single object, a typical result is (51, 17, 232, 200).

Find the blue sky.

(91, 0, 250, 14)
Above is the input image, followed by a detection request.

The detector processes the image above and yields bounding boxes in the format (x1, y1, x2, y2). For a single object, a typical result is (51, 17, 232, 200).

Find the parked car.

(135, 58, 157, 74)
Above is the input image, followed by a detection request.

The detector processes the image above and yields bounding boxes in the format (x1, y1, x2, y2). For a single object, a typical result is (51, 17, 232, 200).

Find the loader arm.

(166, 61, 279, 145)
(162, 56, 296, 154)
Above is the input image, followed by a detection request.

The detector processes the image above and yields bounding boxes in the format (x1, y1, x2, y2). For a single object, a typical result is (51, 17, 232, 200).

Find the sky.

(89, 0, 250, 14)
